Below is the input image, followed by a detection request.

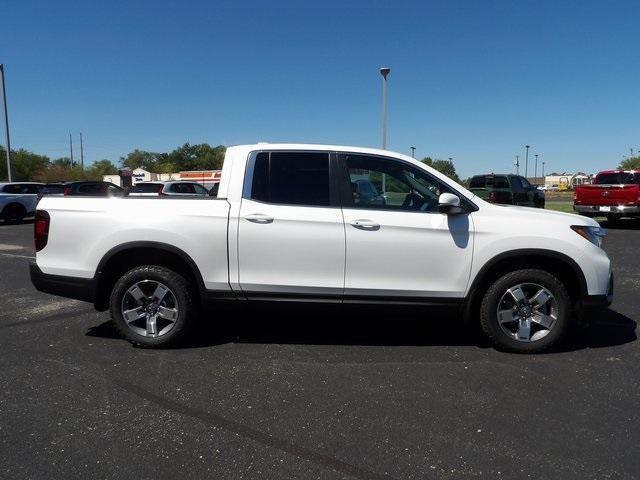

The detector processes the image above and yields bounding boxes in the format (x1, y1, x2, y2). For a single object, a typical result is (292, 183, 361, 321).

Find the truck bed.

(35, 196, 232, 291)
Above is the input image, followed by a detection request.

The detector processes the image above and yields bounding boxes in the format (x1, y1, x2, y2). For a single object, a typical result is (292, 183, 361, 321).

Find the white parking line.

(0, 243, 25, 251)
(0, 252, 35, 260)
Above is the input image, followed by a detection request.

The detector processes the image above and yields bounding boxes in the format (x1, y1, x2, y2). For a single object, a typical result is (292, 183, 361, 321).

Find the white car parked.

(128, 181, 209, 197)
(30, 144, 612, 352)
(0, 182, 43, 224)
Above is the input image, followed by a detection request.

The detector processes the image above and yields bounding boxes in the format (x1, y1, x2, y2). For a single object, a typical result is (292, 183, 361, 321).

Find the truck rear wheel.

(109, 265, 195, 347)
(479, 269, 571, 353)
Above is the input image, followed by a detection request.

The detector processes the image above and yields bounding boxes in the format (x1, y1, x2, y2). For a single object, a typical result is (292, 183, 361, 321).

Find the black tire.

(109, 265, 195, 347)
(2, 203, 26, 224)
(480, 269, 571, 353)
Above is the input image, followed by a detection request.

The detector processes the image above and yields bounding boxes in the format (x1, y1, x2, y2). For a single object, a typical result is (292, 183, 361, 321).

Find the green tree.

(165, 143, 226, 171)
(0, 147, 50, 181)
(618, 156, 640, 170)
(90, 159, 118, 176)
(52, 157, 73, 168)
(421, 157, 461, 183)
(120, 150, 165, 171)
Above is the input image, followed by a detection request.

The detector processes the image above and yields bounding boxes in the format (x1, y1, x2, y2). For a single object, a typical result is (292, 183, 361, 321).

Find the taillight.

(34, 210, 50, 252)
(63, 187, 72, 196)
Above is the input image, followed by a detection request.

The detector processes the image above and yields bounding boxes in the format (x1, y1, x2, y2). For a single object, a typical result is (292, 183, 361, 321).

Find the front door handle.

(350, 219, 380, 231)
(244, 213, 274, 224)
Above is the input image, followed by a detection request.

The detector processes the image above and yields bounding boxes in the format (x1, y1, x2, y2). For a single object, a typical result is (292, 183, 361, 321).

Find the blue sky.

(2, 0, 639, 177)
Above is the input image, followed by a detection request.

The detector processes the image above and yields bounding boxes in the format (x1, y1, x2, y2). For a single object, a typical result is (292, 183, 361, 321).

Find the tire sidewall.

(480, 269, 571, 353)
(110, 266, 193, 347)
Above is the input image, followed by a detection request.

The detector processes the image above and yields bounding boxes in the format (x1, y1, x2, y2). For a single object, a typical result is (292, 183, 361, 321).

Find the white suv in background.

(0, 182, 43, 224)
(127, 181, 210, 197)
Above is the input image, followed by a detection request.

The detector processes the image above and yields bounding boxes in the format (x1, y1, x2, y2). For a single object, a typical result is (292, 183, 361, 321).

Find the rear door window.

(78, 183, 106, 195)
(171, 183, 197, 194)
(246, 151, 331, 206)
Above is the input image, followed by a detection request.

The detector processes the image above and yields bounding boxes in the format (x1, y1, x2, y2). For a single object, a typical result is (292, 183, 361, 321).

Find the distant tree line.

(0, 143, 226, 182)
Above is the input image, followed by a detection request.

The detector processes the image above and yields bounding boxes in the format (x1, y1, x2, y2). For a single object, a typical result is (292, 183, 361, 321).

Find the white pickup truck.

(30, 144, 613, 352)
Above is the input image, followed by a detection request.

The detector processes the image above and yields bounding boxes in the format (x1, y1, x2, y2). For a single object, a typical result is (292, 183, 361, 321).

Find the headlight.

(571, 225, 606, 248)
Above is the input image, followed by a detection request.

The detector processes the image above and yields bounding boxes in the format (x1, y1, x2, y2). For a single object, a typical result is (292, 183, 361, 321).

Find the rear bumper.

(574, 205, 640, 216)
(29, 261, 95, 304)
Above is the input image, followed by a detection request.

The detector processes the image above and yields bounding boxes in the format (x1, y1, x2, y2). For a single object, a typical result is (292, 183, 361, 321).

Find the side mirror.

(438, 193, 463, 214)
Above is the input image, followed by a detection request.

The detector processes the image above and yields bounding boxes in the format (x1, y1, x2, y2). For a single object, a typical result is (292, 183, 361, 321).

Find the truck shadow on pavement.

(601, 218, 640, 230)
(86, 304, 637, 353)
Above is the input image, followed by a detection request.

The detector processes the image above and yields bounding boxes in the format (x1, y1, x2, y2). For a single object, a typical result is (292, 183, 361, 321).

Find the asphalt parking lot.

(0, 221, 639, 480)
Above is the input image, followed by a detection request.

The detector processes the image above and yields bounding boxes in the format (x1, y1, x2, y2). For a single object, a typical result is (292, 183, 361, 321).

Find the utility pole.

(514, 155, 520, 175)
(534, 154, 539, 179)
(80, 132, 84, 170)
(0, 64, 11, 181)
(410, 146, 415, 158)
(69, 133, 74, 166)
(525, 145, 530, 178)
(542, 161, 546, 178)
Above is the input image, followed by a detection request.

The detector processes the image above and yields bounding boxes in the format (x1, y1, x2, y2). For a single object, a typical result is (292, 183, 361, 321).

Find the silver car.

(0, 182, 44, 224)
(127, 181, 209, 197)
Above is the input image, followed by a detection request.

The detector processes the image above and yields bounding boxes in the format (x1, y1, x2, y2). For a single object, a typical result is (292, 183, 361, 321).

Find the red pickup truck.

(574, 169, 640, 222)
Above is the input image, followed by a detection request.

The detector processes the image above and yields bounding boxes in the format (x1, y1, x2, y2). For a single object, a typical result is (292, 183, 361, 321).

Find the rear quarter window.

(469, 177, 486, 188)
(595, 173, 638, 185)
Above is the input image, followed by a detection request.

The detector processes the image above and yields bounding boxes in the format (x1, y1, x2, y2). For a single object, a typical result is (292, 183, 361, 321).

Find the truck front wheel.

(109, 265, 195, 347)
(479, 269, 571, 353)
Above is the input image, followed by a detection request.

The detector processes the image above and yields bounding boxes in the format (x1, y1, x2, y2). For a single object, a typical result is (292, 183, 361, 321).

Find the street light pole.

(379, 67, 390, 194)
(515, 155, 520, 175)
(380, 67, 390, 149)
(542, 161, 546, 178)
(80, 132, 84, 170)
(0, 64, 11, 181)
(410, 146, 415, 158)
(534, 154, 538, 179)
(69, 133, 74, 166)
(525, 145, 530, 178)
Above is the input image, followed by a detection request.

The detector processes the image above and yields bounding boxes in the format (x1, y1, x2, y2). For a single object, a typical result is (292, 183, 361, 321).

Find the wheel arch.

(463, 249, 587, 324)
(93, 241, 206, 311)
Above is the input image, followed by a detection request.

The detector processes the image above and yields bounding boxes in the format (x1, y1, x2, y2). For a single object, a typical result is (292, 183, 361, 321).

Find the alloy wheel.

(496, 283, 558, 342)
(120, 280, 179, 337)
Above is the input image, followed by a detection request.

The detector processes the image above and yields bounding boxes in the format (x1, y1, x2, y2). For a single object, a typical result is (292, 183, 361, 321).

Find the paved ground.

(0, 220, 638, 480)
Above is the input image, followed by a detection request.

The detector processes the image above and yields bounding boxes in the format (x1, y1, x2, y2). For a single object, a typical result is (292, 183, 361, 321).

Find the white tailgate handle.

(350, 219, 380, 231)
(244, 213, 274, 224)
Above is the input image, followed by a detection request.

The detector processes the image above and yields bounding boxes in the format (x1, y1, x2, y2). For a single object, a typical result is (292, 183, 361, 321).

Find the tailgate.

(575, 184, 639, 206)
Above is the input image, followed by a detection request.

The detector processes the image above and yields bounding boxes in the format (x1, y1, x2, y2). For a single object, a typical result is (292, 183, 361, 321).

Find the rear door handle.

(244, 213, 274, 224)
(350, 219, 380, 231)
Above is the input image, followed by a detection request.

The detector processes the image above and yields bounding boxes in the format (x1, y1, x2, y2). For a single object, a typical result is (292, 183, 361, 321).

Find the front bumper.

(579, 272, 613, 314)
(29, 261, 96, 304)
(574, 205, 640, 216)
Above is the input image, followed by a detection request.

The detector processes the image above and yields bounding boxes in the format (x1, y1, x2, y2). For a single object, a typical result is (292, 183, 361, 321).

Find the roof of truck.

(228, 143, 418, 162)
(596, 169, 640, 174)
